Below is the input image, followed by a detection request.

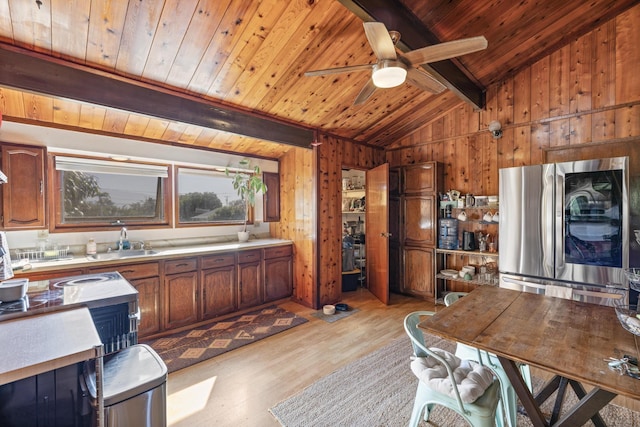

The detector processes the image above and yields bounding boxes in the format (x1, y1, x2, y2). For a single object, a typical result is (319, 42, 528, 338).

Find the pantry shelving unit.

(435, 199, 499, 304)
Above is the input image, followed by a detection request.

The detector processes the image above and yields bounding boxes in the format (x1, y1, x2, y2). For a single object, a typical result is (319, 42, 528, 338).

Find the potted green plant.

(226, 160, 268, 242)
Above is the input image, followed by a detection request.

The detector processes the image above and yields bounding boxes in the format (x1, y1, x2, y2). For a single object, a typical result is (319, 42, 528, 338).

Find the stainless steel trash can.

(84, 344, 167, 427)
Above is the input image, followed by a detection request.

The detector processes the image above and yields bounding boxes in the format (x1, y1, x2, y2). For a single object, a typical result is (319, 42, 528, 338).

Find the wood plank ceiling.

(0, 0, 636, 159)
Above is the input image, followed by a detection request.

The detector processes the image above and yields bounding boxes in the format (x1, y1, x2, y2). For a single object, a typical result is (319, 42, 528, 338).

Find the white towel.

(545, 284, 572, 300)
(0, 232, 14, 281)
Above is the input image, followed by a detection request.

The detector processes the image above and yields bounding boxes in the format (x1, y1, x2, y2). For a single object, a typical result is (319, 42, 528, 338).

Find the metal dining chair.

(404, 311, 503, 427)
(444, 291, 533, 427)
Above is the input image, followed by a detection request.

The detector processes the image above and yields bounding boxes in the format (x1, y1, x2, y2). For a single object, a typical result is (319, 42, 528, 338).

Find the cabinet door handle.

(381, 232, 392, 237)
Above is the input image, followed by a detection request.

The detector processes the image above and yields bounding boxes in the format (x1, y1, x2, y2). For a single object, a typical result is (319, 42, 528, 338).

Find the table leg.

(535, 375, 562, 404)
(558, 382, 611, 427)
(497, 356, 549, 427)
(550, 377, 569, 424)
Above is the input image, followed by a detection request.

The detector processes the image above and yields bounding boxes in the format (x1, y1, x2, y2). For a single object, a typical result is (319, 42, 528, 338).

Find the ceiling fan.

(304, 22, 488, 105)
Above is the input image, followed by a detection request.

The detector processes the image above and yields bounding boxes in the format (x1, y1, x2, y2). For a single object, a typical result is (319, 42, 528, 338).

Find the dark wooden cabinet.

(1, 144, 46, 229)
(237, 249, 262, 309)
(263, 245, 293, 302)
(390, 162, 442, 302)
(163, 258, 198, 330)
(403, 195, 437, 246)
(132, 276, 162, 337)
(402, 246, 435, 299)
(263, 171, 281, 222)
(200, 253, 237, 319)
(19, 245, 292, 337)
(90, 261, 161, 338)
(403, 163, 437, 194)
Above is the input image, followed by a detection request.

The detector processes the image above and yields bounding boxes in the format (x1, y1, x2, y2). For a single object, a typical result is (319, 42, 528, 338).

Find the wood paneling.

(0, 0, 637, 151)
(386, 7, 640, 199)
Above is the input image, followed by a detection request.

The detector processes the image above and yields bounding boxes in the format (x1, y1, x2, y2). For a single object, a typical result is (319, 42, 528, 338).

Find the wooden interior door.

(366, 163, 389, 304)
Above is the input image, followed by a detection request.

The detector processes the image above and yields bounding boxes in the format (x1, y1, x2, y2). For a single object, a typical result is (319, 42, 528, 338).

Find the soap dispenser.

(86, 238, 97, 255)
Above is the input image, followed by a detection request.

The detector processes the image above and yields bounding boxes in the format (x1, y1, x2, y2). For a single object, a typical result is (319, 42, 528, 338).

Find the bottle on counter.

(86, 238, 97, 255)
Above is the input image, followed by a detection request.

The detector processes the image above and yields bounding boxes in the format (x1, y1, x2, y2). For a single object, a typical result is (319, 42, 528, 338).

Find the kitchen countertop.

(13, 238, 293, 274)
(0, 307, 103, 385)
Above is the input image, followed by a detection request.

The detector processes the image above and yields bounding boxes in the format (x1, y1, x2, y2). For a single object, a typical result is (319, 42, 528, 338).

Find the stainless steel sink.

(88, 249, 159, 260)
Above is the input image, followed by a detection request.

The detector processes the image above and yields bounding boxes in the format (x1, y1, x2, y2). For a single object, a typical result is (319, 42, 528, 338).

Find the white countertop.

(0, 307, 102, 385)
(15, 238, 293, 274)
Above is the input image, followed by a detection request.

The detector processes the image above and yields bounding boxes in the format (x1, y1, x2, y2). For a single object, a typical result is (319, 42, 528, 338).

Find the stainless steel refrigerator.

(498, 157, 629, 305)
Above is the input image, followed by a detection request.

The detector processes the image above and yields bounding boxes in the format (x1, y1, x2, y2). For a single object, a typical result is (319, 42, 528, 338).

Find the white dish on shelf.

(440, 269, 458, 277)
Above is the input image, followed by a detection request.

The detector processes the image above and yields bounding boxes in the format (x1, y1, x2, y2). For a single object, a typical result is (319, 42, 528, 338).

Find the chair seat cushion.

(410, 348, 495, 403)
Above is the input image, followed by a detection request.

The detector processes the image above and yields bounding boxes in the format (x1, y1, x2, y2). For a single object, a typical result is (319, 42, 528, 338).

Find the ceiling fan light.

(372, 66, 407, 88)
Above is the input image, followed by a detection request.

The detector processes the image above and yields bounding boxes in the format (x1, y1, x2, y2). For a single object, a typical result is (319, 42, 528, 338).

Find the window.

(52, 155, 171, 229)
(176, 167, 247, 225)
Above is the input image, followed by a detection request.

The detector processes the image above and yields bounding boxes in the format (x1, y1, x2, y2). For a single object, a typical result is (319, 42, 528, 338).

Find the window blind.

(55, 156, 168, 178)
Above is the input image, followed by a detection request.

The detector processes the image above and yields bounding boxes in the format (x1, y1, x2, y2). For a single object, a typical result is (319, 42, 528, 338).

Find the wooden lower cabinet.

(131, 276, 161, 337)
(238, 250, 263, 309)
(21, 245, 293, 337)
(163, 261, 199, 330)
(264, 246, 293, 302)
(201, 265, 237, 320)
(90, 261, 162, 339)
(401, 245, 435, 299)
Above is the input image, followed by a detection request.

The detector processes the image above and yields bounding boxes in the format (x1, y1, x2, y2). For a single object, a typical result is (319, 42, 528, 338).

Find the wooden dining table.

(418, 285, 640, 427)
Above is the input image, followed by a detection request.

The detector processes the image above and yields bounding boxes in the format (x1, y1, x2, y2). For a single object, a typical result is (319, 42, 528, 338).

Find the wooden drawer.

(201, 252, 236, 269)
(90, 262, 159, 280)
(238, 249, 262, 264)
(263, 245, 292, 259)
(164, 257, 198, 274)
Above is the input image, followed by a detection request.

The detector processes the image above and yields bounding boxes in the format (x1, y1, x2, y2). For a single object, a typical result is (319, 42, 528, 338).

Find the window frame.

(48, 154, 173, 232)
(174, 165, 255, 228)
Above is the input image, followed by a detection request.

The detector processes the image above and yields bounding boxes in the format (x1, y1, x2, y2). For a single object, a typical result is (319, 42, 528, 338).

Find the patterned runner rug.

(143, 306, 307, 373)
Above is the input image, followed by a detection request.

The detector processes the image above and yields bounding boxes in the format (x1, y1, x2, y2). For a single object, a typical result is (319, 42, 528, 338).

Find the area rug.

(143, 306, 307, 373)
(311, 307, 360, 323)
(270, 335, 640, 426)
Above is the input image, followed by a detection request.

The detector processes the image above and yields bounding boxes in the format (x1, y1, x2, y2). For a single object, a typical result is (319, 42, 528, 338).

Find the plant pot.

(237, 231, 250, 242)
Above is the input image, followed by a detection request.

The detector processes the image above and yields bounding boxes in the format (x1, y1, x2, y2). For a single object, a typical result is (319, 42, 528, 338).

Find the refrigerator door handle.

(501, 276, 546, 290)
(555, 171, 565, 273)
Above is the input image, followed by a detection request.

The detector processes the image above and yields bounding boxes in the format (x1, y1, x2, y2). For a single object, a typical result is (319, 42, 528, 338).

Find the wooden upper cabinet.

(1, 144, 46, 229)
(263, 171, 280, 222)
(402, 163, 436, 195)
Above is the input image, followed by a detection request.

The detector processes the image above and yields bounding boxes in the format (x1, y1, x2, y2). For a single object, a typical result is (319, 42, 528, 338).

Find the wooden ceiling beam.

(0, 43, 315, 149)
(338, 0, 486, 110)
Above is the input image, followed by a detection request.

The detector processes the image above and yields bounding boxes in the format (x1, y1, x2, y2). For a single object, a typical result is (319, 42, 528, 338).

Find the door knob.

(381, 232, 392, 237)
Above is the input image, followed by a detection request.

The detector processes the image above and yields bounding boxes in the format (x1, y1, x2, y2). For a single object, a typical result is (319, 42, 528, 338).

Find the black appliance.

(462, 231, 476, 251)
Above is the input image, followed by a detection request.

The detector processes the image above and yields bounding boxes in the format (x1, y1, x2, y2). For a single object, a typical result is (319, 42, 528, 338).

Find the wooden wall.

(275, 133, 385, 309)
(269, 146, 316, 307)
(277, 5, 640, 309)
(386, 5, 640, 196)
(315, 133, 385, 307)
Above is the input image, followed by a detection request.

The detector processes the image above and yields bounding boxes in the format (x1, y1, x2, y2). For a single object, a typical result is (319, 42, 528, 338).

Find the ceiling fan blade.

(363, 22, 397, 61)
(304, 63, 374, 77)
(353, 79, 377, 105)
(403, 36, 488, 65)
(405, 68, 447, 94)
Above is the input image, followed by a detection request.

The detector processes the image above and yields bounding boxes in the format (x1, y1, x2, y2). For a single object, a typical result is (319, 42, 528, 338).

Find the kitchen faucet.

(119, 227, 127, 251)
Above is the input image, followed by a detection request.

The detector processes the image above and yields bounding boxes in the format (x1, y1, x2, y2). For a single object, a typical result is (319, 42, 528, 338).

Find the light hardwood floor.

(166, 288, 640, 426)
(166, 288, 433, 427)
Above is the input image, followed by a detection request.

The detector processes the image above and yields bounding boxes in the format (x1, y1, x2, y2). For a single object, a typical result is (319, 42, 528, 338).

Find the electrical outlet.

(37, 230, 49, 239)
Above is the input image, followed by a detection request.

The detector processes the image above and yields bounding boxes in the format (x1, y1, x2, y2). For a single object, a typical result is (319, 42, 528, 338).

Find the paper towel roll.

(0, 232, 14, 281)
